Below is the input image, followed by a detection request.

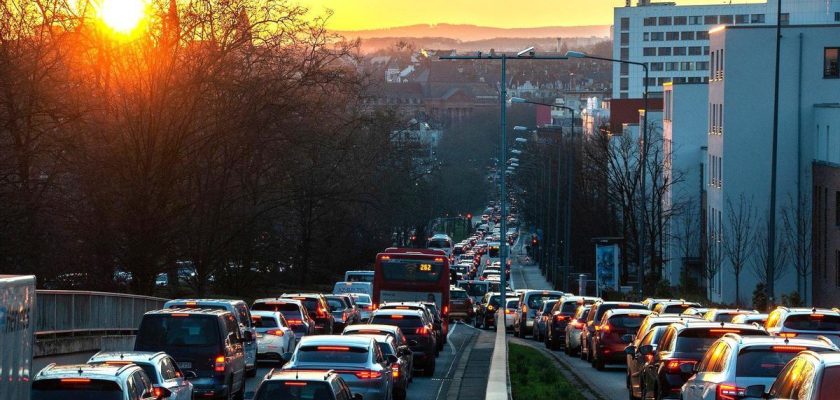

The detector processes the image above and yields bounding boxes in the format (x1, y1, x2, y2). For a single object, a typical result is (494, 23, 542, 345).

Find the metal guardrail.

(35, 290, 169, 336)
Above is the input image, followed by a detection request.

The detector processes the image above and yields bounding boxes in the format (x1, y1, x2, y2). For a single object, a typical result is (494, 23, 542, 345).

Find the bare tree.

(752, 213, 790, 306)
(782, 194, 812, 303)
(722, 195, 755, 307)
(704, 226, 724, 301)
(672, 198, 701, 289)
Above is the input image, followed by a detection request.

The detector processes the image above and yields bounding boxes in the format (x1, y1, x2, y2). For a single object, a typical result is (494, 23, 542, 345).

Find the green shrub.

(509, 343, 586, 400)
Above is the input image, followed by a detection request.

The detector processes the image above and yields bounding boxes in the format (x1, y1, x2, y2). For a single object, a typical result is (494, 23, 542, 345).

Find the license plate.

(256, 333, 264, 338)
(177, 362, 192, 369)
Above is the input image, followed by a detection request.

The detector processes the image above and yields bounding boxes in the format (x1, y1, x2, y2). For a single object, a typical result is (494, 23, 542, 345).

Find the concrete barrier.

(485, 310, 510, 400)
(35, 335, 136, 357)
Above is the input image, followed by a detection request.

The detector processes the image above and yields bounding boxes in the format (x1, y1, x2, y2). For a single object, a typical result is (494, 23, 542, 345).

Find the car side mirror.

(352, 394, 364, 400)
(182, 370, 198, 379)
(621, 334, 635, 343)
(386, 355, 399, 364)
(744, 384, 767, 399)
(624, 345, 636, 355)
(638, 344, 654, 356)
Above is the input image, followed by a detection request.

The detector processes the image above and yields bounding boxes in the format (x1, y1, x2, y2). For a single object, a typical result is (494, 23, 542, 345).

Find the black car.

(625, 325, 667, 400)
(280, 293, 335, 334)
(325, 294, 361, 331)
(475, 292, 507, 329)
(638, 321, 767, 399)
(135, 308, 247, 400)
(370, 309, 438, 376)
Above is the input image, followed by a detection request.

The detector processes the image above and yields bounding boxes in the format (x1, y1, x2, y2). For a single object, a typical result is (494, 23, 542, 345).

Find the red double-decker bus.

(372, 248, 451, 318)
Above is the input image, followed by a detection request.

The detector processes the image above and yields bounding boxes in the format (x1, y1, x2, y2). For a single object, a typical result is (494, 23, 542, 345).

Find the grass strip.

(509, 342, 586, 400)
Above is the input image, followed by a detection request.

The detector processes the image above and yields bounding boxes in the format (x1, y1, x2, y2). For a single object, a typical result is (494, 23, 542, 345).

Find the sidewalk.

(510, 261, 553, 291)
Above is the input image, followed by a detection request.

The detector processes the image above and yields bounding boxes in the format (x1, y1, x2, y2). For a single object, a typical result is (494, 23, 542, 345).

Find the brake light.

(355, 370, 383, 379)
(771, 345, 808, 352)
(171, 313, 190, 317)
(434, 257, 445, 262)
(709, 329, 741, 334)
(152, 387, 165, 398)
(665, 359, 696, 373)
(596, 324, 610, 332)
(380, 255, 391, 261)
(554, 315, 568, 322)
(391, 364, 400, 378)
(779, 332, 798, 338)
(505, 309, 512, 314)
(716, 384, 745, 400)
(266, 329, 285, 336)
(443, 306, 448, 315)
(391, 315, 404, 319)
(60, 378, 91, 384)
(214, 356, 226, 373)
(285, 382, 307, 386)
(286, 319, 302, 324)
(395, 306, 410, 310)
(416, 326, 430, 335)
(317, 346, 350, 351)
(185, 301, 197, 307)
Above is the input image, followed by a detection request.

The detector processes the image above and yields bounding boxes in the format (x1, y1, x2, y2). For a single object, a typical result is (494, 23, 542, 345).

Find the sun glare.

(99, 0, 148, 34)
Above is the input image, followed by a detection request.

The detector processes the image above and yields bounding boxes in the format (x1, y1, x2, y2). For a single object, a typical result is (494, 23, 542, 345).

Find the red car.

(589, 309, 651, 370)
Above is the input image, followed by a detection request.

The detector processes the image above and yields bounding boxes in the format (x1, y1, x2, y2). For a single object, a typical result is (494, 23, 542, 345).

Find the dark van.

(135, 308, 246, 400)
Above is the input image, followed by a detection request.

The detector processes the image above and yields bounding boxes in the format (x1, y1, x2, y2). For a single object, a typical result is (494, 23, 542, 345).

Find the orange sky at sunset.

(296, 0, 765, 30)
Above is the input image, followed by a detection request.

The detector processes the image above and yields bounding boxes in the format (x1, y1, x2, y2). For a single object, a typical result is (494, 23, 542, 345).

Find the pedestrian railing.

(35, 290, 168, 336)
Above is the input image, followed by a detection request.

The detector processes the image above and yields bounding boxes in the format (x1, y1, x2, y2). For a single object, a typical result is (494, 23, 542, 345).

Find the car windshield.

(561, 302, 579, 313)
(253, 303, 303, 320)
(737, 347, 832, 378)
(595, 304, 646, 321)
(296, 346, 369, 364)
(31, 379, 124, 400)
(136, 314, 220, 347)
(370, 315, 423, 330)
(380, 259, 444, 282)
(783, 314, 840, 331)
(350, 294, 371, 305)
(506, 301, 519, 309)
(459, 283, 488, 297)
(254, 381, 335, 400)
(428, 239, 451, 248)
(451, 290, 468, 300)
(663, 304, 692, 314)
(608, 315, 645, 330)
(326, 298, 346, 311)
(253, 316, 279, 328)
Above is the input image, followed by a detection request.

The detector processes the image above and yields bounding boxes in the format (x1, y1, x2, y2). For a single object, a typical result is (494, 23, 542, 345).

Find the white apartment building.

(707, 24, 840, 305)
(613, 0, 840, 99)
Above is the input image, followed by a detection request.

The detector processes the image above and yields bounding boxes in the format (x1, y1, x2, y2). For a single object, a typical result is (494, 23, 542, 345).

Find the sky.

(296, 0, 765, 31)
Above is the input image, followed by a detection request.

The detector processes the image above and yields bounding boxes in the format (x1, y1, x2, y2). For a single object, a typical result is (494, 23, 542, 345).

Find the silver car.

(682, 335, 838, 400)
(564, 304, 591, 356)
(744, 350, 840, 399)
(251, 311, 297, 362)
(33, 363, 162, 400)
(87, 351, 193, 400)
(283, 335, 396, 400)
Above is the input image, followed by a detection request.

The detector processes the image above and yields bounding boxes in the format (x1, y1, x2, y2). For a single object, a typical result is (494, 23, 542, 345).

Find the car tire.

(246, 365, 256, 378)
(425, 359, 436, 376)
(628, 376, 640, 400)
(594, 355, 605, 371)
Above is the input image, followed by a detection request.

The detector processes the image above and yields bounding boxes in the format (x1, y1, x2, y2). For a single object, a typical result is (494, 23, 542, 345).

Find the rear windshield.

(783, 314, 840, 331)
(561, 302, 579, 313)
(297, 346, 369, 364)
(350, 294, 371, 305)
(663, 304, 692, 314)
(346, 273, 374, 283)
(527, 294, 563, 309)
(326, 298, 347, 310)
(459, 282, 488, 297)
(714, 313, 739, 323)
(252, 303, 303, 320)
(507, 301, 519, 309)
(286, 298, 320, 313)
(451, 290, 468, 300)
(428, 239, 451, 248)
(579, 308, 591, 320)
(253, 316, 279, 328)
(608, 315, 645, 330)
(819, 366, 840, 400)
(32, 379, 124, 400)
(136, 314, 220, 347)
(370, 315, 423, 330)
(595, 304, 646, 321)
(254, 381, 335, 400)
(376, 342, 395, 356)
(737, 347, 833, 378)
(675, 328, 766, 353)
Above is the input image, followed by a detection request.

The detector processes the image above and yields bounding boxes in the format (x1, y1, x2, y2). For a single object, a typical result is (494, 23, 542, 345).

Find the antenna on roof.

(78, 367, 84, 376)
(720, 321, 725, 327)
(812, 307, 817, 313)
(119, 353, 124, 360)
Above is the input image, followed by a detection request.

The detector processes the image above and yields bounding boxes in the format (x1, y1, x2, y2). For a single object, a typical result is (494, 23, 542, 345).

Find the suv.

(546, 296, 599, 350)
(87, 351, 193, 400)
(580, 301, 647, 362)
(513, 290, 565, 338)
(134, 308, 246, 400)
(325, 294, 361, 331)
(702, 308, 758, 323)
(639, 321, 767, 399)
(765, 307, 840, 346)
(370, 309, 438, 376)
(163, 299, 257, 377)
(379, 302, 440, 348)
(32, 363, 167, 400)
(342, 323, 410, 350)
(681, 335, 838, 400)
(651, 301, 701, 315)
(252, 298, 316, 339)
(744, 351, 840, 399)
(252, 370, 362, 400)
(448, 287, 474, 323)
(280, 293, 335, 334)
(589, 309, 651, 370)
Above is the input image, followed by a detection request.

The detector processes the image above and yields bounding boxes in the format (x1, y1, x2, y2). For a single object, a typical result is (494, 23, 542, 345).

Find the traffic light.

(531, 238, 539, 246)
(466, 213, 472, 220)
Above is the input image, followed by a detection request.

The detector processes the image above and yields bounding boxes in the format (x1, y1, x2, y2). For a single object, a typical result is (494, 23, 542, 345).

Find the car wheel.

(594, 355, 605, 371)
(425, 359, 436, 376)
(246, 365, 256, 378)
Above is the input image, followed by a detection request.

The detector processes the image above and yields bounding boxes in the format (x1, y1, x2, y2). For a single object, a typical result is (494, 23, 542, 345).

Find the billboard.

(595, 244, 620, 296)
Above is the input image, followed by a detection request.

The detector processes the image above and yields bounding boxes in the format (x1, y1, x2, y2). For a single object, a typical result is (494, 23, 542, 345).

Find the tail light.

(505, 309, 513, 314)
(665, 359, 696, 374)
(554, 315, 568, 323)
(286, 319, 302, 325)
(214, 355, 226, 373)
(266, 329, 285, 336)
(317, 307, 328, 318)
(443, 306, 448, 315)
(391, 364, 400, 378)
(779, 332, 798, 338)
(595, 324, 611, 333)
(716, 384, 745, 400)
(355, 370, 383, 379)
(416, 326, 430, 335)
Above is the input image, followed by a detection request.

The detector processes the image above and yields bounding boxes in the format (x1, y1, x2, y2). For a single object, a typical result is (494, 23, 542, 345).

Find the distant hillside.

(336, 23, 611, 42)
(353, 36, 609, 54)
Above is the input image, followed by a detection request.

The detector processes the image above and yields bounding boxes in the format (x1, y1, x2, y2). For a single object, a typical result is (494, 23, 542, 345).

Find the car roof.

(299, 335, 374, 348)
(672, 321, 765, 331)
(281, 293, 324, 299)
(372, 309, 425, 317)
(657, 300, 701, 306)
(521, 290, 564, 296)
(35, 363, 138, 381)
(265, 369, 343, 382)
(709, 308, 758, 314)
(145, 308, 228, 316)
(164, 299, 245, 306)
(776, 307, 839, 315)
(722, 335, 837, 349)
(88, 351, 168, 364)
(604, 309, 652, 317)
(350, 334, 395, 345)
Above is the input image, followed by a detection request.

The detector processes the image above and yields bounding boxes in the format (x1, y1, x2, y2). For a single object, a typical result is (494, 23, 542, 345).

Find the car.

(355, 334, 413, 400)
(421, 302, 448, 348)
(475, 292, 507, 329)
(134, 308, 246, 400)
(651, 301, 701, 316)
(565, 304, 592, 356)
(625, 325, 668, 400)
(589, 309, 652, 370)
(546, 296, 600, 350)
(743, 350, 840, 399)
(639, 321, 768, 400)
(580, 301, 647, 362)
(325, 294, 361, 331)
(448, 287, 474, 323)
(282, 335, 395, 400)
(730, 312, 769, 327)
(504, 298, 519, 330)
(513, 290, 565, 338)
(252, 298, 316, 339)
(681, 334, 838, 400)
(702, 308, 758, 323)
(765, 307, 840, 346)
(162, 299, 258, 377)
(642, 298, 685, 311)
(279, 293, 335, 334)
(378, 303, 441, 351)
(348, 293, 375, 321)
(681, 307, 710, 318)
(250, 311, 297, 362)
(87, 351, 194, 400)
(532, 299, 560, 343)
(342, 324, 411, 350)
(32, 363, 167, 400)
(251, 369, 362, 400)
(369, 309, 438, 376)
(634, 314, 704, 345)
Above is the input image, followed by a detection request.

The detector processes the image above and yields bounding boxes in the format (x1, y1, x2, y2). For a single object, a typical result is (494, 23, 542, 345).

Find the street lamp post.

(567, 50, 649, 293)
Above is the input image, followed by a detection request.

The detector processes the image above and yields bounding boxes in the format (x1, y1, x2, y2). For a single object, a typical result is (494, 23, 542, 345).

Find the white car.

(87, 351, 193, 400)
(251, 311, 297, 362)
(33, 363, 166, 400)
(504, 298, 519, 329)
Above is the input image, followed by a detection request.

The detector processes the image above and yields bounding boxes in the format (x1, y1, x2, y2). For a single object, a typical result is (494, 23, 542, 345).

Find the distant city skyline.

(296, 0, 765, 31)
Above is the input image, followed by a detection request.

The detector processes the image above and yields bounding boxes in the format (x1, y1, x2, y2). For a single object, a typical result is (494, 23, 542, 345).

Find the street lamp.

(509, 158, 519, 163)
(513, 126, 528, 132)
(511, 149, 523, 155)
(567, 49, 650, 292)
(515, 137, 528, 144)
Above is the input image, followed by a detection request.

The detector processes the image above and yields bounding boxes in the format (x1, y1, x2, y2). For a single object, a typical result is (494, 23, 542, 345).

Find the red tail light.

(665, 359, 696, 374)
(416, 326, 430, 335)
(286, 319, 302, 325)
(443, 306, 448, 315)
(779, 332, 798, 338)
(391, 364, 400, 378)
(554, 315, 568, 322)
(716, 384, 745, 400)
(317, 307, 328, 318)
(771, 345, 808, 352)
(266, 329, 285, 336)
(355, 370, 383, 379)
(214, 356, 226, 373)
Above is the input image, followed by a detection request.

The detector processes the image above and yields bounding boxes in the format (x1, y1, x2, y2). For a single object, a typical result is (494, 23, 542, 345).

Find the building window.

(835, 191, 840, 225)
(825, 48, 839, 78)
(681, 61, 694, 71)
(620, 77, 629, 90)
(673, 77, 687, 83)
(620, 92, 628, 99)
(696, 31, 710, 40)
(674, 16, 687, 25)
(621, 47, 630, 60)
(621, 32, 630, 45)
(657, 77, 671, 86)
(666, 31, 680, 41)
(643, 47, 657, 56)
(688, 76, 703, 83)
(703, 46, 710, 55)
(645, 77, 656, 86)
(688, 46, 702, 55)
(836, 250, 840, 287)
(644, 17, 657, 26)
(620, 63, 630, 75)
(689, 16, 703, 25)
(704, 15, 719, 24)
(696, 61, 709, 70)
(643, 32, 650, 41)
(751, 14, 765, 23)
(621, 17, 630, 31)
(651, 32, 664, 41)
(659, 16, 672, 25)
(651, 62, 664, 71)
(720, 15, 733, 24)
(658, 47, 672, 56)
(835, 12, 840, 22)
(666, 62, 679, 71)
(780, 13, 790, 25)
(735, 14, 749, 24)
(673, 47, 687, 56)
(681, 31, 695, 40)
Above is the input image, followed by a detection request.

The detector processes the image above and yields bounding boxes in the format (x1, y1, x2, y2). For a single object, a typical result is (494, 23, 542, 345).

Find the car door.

(236, 303, 257, 368)
(630, 329, 656, 394)
(224, 315, 245, 392)
(698, 343, 730, 400)
(160, 357, 191, 400)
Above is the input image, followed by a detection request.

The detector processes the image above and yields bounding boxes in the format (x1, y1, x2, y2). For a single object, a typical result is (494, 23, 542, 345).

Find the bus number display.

(419, 264, 433, 272)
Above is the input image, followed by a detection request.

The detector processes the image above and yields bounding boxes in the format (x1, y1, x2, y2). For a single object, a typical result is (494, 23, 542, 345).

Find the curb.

(485, 310, 510, 400)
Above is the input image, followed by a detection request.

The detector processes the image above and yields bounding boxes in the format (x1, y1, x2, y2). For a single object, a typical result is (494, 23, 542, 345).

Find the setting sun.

(99, 0, 148, 34)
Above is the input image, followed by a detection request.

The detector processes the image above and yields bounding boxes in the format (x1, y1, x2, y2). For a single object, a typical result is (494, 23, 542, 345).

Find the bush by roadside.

(509, 343, 586, 400)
